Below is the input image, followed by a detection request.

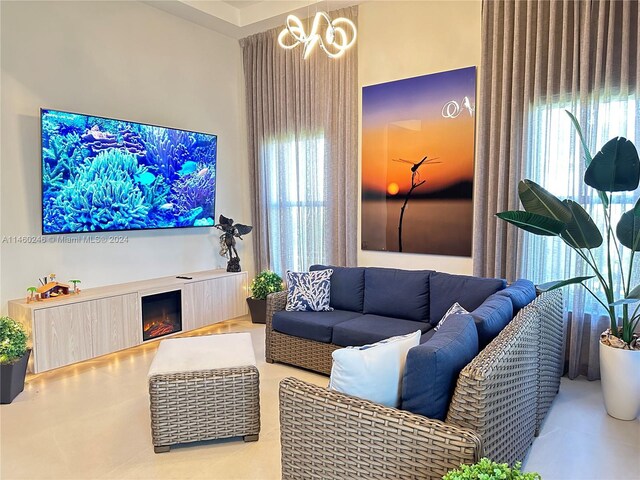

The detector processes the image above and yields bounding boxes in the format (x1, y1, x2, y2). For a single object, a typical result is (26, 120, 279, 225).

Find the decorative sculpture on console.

(214, 214, 253, 273)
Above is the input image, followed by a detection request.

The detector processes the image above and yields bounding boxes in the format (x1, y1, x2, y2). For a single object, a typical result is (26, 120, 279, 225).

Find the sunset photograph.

(361, 66, 476, 256)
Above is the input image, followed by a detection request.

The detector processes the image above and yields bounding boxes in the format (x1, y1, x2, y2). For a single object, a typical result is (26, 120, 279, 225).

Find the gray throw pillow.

(434, 302, 469, 331)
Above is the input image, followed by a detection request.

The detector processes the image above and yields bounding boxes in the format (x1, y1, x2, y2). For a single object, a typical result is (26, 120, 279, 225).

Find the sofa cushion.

(401, 313, 479, 420)
(272, 310, 361, 343)
(286, 270, 333, 312)
(329, 330, 421, 408)
(332, 314, 432, 347)
(363, 268, 432, 322)
(470, 293, 514, 349)
(429, 272, 507, 326)
(496, 279, 536, 313)
(310, 265, 365, 312)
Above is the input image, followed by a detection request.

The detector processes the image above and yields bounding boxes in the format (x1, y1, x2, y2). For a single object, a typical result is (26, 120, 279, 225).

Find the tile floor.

(1, 317, 638, 480)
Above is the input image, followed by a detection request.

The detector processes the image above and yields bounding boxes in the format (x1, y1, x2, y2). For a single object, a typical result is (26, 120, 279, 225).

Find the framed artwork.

(361, 66, 476, 257)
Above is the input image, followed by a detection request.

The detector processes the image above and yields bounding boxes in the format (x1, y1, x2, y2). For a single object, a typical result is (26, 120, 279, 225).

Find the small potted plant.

(247, 270, 284, 324)
(444, 458, 541, 480)
(0, 316, 30, 404)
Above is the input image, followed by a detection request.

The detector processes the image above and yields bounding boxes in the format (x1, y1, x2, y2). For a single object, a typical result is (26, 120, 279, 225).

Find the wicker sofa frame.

(268, 289, 564, 479)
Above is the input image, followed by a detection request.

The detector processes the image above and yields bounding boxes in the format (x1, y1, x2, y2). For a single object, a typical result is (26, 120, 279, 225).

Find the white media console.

(8, 270, 248, 373)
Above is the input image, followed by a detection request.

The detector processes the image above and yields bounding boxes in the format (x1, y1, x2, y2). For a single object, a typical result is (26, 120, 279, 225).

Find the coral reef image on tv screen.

(41, 109, 217, 234)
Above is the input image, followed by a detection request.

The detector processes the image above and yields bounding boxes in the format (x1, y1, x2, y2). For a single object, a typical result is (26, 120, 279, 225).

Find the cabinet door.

(34, 303, 93, 372)
(91, 294, 140, 357)
(183, 273, 248, 331)
(214, 273, 248, 321)
(183, 280, 219, 330)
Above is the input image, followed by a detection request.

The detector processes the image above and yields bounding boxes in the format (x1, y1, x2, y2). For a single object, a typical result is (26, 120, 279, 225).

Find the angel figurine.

(214, 214, 253, 272)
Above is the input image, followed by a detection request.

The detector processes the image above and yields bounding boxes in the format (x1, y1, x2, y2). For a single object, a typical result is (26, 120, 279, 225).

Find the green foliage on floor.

(443, 458, 541, 480)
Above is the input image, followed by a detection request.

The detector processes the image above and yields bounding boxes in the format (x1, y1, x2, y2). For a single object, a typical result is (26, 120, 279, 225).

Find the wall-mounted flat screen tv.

(41, 108, 217, 234)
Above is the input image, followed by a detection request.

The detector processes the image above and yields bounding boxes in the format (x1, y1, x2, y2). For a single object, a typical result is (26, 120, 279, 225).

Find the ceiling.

(222, 1, 264, 9)
(145, 0, 362, 39)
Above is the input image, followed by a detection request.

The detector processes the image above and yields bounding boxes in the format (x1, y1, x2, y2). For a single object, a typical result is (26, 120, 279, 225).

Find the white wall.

(357, 0, 481, 274)
(0, 1, 253, 312)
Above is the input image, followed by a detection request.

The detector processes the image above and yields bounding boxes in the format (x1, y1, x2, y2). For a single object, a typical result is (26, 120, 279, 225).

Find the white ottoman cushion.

(148, 332, 256, 377)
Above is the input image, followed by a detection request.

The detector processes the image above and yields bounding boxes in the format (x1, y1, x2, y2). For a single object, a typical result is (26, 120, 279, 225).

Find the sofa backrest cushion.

(310, 265, 366, 312)
(429, 272, 507, 326)
(495, 279, 536, 313)
(400, 314, 479, 420)
(470, 293, 514, 349)
(363, 268, 432, 322)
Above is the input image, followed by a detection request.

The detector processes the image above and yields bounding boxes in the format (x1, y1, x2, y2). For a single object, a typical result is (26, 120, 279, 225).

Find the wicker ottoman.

(148, 333, 260, 453)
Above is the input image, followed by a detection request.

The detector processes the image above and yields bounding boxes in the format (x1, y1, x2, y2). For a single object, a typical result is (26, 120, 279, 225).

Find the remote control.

(176, 275, 193, 280)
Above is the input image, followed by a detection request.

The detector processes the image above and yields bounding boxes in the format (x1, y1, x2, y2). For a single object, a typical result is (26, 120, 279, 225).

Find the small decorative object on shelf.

(26, 287, 39, 303)
(443, 458, 541, 480)
(28, 274, 81, 302)
(37, 281, 70, 299)
(215, 214, 253, 273)
(0, 316, 30, 404)
(247, 270, 284, 324)
(69, 279, 81, 294)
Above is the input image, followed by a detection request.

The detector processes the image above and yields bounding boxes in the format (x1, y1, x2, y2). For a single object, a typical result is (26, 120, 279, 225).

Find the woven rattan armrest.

(445, 291, 563, 465)
(279, 376, 482, 480)
(266, 290, 288, 330)
(265, 291, 288, 362)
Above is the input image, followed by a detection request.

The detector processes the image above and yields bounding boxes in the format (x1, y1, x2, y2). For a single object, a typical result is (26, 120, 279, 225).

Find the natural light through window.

(262, 133, 327, 274)
(522, 96, 639, 315)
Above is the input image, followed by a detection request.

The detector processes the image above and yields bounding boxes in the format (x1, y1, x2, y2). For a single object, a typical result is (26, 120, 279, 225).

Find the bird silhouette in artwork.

(391, 155, 442, 253)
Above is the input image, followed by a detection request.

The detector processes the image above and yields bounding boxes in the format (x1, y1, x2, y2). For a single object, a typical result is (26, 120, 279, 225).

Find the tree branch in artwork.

(393, 156, 441, 252)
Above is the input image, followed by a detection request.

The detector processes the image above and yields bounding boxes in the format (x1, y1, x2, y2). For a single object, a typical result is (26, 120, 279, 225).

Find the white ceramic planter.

(599, 340, 640, 420)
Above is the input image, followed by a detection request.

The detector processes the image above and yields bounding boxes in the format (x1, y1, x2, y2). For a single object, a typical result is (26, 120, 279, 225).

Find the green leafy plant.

(497, 111, 640, 348)
(443, 458, 541, 480)
(0, 316, 28, 365)
(249, 270, 284, 300)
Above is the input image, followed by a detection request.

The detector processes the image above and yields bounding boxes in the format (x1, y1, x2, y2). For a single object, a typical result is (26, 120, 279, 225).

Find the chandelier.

(278, 11, 357, 59)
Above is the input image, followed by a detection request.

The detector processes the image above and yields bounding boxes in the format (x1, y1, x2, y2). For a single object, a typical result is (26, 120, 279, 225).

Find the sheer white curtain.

(241, 7, 358, 276)
(475, 0, 639, 378)
(523, 97, 639, 379)
(261, 132, 327, 273)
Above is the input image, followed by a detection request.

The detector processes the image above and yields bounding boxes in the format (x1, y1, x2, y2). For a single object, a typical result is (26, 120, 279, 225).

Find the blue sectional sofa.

(270, 266, 565, 478)
(267, 265, 535, 420)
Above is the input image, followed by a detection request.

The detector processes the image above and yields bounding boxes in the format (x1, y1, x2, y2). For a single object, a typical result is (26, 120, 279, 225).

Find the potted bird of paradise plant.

(497, 111, 640, 420)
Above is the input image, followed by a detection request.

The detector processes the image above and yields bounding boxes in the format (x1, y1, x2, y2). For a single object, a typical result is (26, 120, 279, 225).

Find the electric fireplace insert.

(142, 290, 182, 341)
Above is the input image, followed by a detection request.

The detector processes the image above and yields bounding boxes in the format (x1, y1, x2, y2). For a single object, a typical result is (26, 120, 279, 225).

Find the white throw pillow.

(328, 330, 421, 408)
(435, 302, 469, 331)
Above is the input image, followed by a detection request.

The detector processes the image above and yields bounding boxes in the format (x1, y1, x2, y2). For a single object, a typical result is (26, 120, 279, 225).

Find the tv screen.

(41, 109, 217, 234)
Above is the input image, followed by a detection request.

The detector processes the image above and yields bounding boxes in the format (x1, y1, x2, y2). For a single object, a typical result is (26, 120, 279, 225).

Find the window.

(261, 133, 327, 274)
(522, 96, 639, 314)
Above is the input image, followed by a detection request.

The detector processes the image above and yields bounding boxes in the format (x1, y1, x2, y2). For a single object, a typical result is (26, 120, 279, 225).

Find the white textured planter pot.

(599, 340, 640, 420)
